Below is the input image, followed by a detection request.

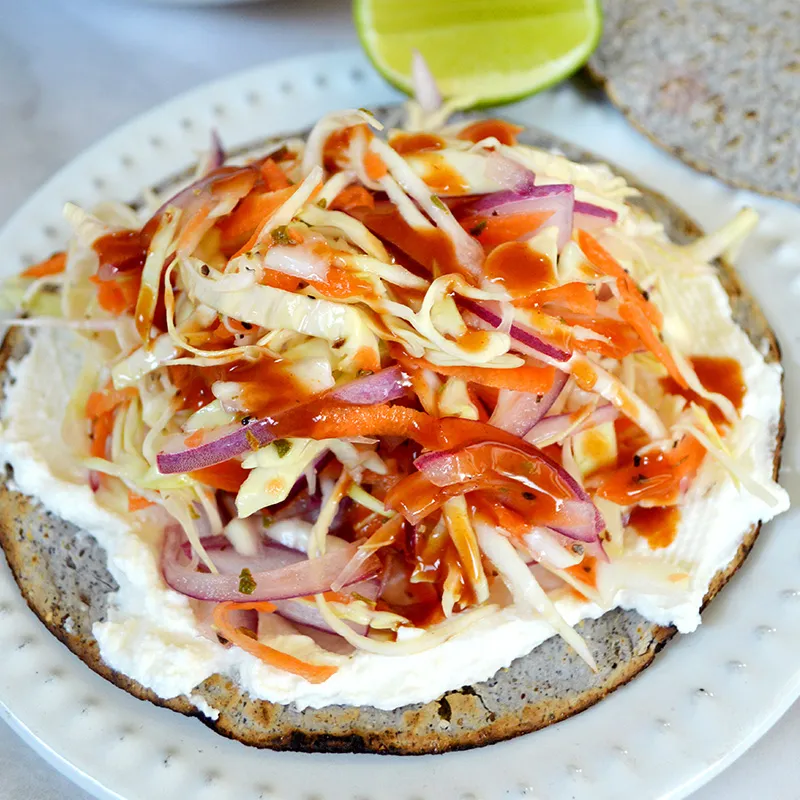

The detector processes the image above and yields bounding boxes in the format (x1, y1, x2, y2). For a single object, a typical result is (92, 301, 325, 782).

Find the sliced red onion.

(148, 164, 255, 224)
(524, 404, 619, 447)
(488, 370, 568, 437)
(414, 441, 603, 543)
(331, 365, 410, 405)
(206, 545, 304, 576)
(468, 183, 574, 250)
(266, 489, 324, 529)
(156, 367, 408, 475)
(272, 579, 379, 636)
(162, 526, 379, 602)
(574, 200, 618, 223)
(411, 50, 442, 113)
(206, 129, 225, 173)
(461, 299, 571, 362)
(180, 535, 230, 558)
(484, 152, 536, 194)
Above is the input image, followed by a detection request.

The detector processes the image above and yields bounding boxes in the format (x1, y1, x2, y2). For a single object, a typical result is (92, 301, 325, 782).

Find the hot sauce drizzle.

(628, 505, 681, 549)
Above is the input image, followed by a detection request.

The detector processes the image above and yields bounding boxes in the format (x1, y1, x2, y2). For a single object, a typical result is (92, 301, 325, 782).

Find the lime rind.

(355, 0, 603, 108)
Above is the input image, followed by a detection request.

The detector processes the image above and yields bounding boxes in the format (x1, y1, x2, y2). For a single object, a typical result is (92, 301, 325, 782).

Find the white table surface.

(0, 0, 797, 797)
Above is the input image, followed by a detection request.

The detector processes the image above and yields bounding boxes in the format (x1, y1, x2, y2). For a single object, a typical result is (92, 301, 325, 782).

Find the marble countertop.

(0, 0, 797, 796)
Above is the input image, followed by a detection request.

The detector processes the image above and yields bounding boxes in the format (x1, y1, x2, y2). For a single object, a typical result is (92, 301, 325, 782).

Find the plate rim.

(0, 47, 798, 800)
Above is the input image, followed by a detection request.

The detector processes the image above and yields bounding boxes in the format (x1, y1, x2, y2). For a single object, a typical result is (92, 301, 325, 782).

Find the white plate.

(1, 49, 799, 800)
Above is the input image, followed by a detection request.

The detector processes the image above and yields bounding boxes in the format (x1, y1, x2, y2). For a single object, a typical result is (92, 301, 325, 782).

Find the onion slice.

(488, 370, 568, 436)
(411, 50, 442, 113)
(467, 183, 574, 250)
(161, 526, 379, 602)
(156, 366, 409, 474)
(461, 299, 571, 362)
(414, 440, 603, 543)
(525, 404, 619, 447)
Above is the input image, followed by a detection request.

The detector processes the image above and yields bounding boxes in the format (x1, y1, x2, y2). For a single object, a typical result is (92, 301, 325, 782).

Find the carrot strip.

(577, 230, 686, 386)
(86, 387, 137, 420)
(278, 403, 527, 454)
(183, 429, 204, 448)
(395, 350, 556, 394)
(213, 602, 337, 684)
(21, 252, 66, 279)
(517, 282, 599, 315)
(577, 230, 661, 326)
(259, 158, 291, 191)
(364, 150, 388, 181)
(128, 493, 154, 512)
(219, 187, 295, 255)
(89, 274, 140, 315)
(330, 185, 375, 212)
(90, 412, 115, 459)
(190, 461, 248, 493)
(461, 212, 553, 249)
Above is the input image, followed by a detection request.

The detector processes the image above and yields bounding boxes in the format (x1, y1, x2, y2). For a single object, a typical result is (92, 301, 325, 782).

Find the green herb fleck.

(522, 491, 536, 501)
(349, 592, 376, 607)
(431, 195, 447, 211)
(469, 220, 487, 237)
(316, 198, 328, 209)
(273, 438, 292, 458)
(238, 568, 257, 595)
(270, 225, 293, 246)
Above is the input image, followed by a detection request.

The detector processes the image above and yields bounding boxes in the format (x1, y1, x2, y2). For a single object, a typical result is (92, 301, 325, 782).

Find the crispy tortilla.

(0, 120, 784, 755)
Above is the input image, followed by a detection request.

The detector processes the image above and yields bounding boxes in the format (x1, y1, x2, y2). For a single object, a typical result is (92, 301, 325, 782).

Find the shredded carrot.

(457, 120, 523, 147)
(85, 387, 137, 421)
(21, 251, 66, 279)
(183, 429, 204, 448)
(313, 266, 375, 300)
(257, 268, 303, 292)
(90, 412, 115, 459)
(190, 461, 248, 493)
(518, 282, 599, 315)
(577, 230, 662, 326)
(259, 158, 291, 191)
(213, 601, 337, 683)
(223, 186, 297, 257)
(278, 402, 528, 455)
(461, 212, 553, 249)
(364, 150, 388, 181)
(394, 348, 556, 394)
(577, 230, 686, 387)
(330, 185, 375, 213)
(89, 274, 141, 315)
(128, 492, 154, 512)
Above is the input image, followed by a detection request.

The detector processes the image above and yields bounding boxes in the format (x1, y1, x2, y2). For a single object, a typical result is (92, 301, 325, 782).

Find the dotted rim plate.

(1, 49, 799, 800)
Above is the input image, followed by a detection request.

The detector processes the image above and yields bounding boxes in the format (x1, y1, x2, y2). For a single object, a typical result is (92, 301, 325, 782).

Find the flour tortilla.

(0, 119, 784, 755)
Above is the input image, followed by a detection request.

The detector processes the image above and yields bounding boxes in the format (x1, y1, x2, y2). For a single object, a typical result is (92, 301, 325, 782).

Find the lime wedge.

(354, 0, 603, 107)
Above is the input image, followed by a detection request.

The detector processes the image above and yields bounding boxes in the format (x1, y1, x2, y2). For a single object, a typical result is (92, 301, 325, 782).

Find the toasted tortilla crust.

(0, 121, 785, 755)
(587, 0, 800, 203)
